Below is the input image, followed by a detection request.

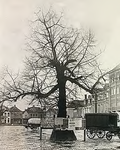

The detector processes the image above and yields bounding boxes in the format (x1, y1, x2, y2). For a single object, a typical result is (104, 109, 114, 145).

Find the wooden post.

(53, 115, 55, 130)
(40, 127, 42, 140)
(40, 113, 42, 140)
(84, 129, 86, 141)
(95, 93, 97, 113)
(83, 118, 86, 141)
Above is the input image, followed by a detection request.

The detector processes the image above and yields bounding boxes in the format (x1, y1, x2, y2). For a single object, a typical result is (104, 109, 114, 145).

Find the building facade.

(109, 64, 120, 111)
(67, 98, 94, 118)
(45, 108, 57, 118)
(82, 64, 120, 113)
(10, 105, 23, 125)
(67, 89, 109, 118)
(22, 106, 45, 125)
(0, 105, 23, 125)
(2, 109, 11, 124)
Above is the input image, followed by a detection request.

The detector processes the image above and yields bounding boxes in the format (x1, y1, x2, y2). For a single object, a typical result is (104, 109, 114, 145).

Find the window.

(111, 87, 116, 95)
(116, 73, 120, 81)
(117, 87, 119, 94)
(110, 74, 115, 83)
(117, 74, 119, 81)
(106, 92, 109, 98)
(114, 88, 116, 94)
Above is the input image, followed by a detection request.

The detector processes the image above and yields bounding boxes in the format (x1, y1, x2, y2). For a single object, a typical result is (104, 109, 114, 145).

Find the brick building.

(109, 64, 120, 111)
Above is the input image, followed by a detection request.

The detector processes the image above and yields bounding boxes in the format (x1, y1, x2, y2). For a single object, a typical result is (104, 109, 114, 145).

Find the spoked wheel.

(117, 133, 120, 139)
(96, 130, 105, 138)
(106, 132, 112, 141)
(86, 129, 96, 139)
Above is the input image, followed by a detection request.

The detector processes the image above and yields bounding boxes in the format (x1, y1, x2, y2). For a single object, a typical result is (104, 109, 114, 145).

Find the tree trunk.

(56, 66, 66, 118)
(57, 80, 66, 117)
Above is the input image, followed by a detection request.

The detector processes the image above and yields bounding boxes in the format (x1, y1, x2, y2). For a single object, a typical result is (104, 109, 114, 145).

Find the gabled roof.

(26, 106, 43, 113)
(9, 105, 22, 112)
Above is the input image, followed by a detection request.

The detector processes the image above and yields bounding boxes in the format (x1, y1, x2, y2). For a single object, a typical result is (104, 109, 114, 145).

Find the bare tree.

(1, 10, 107, 117)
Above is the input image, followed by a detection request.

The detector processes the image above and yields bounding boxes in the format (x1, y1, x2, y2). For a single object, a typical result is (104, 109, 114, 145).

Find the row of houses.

(0, 105, 57, 125)
(0, 98, 100, 126)
(0, 100, 94, 126)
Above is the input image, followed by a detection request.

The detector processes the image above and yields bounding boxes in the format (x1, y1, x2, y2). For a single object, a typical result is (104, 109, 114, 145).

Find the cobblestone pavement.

(0, 126, 120, 150)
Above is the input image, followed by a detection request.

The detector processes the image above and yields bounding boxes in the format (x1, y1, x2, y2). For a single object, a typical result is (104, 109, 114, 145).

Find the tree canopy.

(0, 10, 107, 117)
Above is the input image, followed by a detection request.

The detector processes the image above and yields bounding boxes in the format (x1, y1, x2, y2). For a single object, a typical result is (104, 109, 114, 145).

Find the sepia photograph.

(0, 0, 120, 149)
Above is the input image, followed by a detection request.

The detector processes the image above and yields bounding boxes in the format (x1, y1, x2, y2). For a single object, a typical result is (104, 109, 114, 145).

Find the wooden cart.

(85, 113, 120, 140)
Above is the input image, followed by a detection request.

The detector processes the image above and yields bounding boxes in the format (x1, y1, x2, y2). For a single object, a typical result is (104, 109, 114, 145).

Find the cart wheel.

(118, 133, 120, 139)
(106, 132, 112, 141)
(86, 129, 96, 139)
(96, 130, 105, 138)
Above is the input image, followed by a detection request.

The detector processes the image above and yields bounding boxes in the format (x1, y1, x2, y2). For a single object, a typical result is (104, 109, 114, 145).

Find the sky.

(1, 0, 120, 110)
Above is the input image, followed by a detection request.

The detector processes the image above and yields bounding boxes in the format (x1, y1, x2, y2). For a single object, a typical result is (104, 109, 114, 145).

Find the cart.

(24, 118, 41, 130)
(85, 113, 120, 140)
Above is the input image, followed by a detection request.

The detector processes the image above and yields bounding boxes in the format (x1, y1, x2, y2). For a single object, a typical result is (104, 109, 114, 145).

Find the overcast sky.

(1, 0, 120, 71)
(1, 0, 120, 109)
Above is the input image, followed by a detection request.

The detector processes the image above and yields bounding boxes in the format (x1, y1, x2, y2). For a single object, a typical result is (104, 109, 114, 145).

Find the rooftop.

(9, 105, 22, 112)
(26, 106, 43, 113)
(109, 64, 120, 73)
